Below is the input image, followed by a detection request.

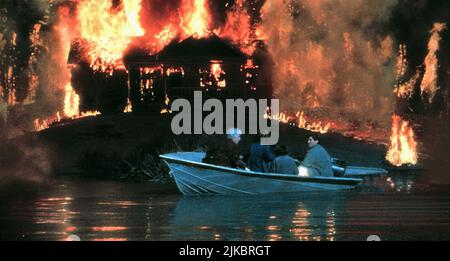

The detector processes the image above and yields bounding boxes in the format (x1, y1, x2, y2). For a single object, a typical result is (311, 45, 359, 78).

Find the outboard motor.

(332, 158, 347, 177)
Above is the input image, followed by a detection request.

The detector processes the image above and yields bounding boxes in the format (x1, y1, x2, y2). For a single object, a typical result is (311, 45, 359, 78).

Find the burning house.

(124, 34, 253, 112)
(67, 33, 262, 113)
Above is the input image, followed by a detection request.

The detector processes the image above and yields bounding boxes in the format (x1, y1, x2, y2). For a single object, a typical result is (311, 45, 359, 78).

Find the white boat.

(160, 152, 386, 195)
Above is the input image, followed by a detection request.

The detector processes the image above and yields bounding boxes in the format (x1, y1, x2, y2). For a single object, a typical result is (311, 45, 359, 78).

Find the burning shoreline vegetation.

(0, 0, 449, 168)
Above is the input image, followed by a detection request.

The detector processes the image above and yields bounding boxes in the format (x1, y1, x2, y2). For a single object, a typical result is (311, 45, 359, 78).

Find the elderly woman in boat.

(299, 133, 334, 177)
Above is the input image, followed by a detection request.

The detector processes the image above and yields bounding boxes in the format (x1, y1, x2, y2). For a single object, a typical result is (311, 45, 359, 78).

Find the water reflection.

(2, 175, 450, 241)
(170, 193, 343, 241)
(359, 173, 419, 193)
(23, 180, 176, 241)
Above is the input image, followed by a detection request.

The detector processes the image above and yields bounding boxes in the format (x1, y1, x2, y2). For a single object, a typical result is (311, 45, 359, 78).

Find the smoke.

(0, 100, 6, 127)
(0, 136, 52, 189)
(260, 0, 399, 125)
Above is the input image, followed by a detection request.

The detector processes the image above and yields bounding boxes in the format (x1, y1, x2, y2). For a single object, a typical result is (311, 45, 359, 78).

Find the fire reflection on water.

(30, 189, 149, 241)
(3, 173, 444, 241)
(29, 192, 341, 241)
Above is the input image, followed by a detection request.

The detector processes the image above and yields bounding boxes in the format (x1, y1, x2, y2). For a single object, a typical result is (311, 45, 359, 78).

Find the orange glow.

(160, 95, 172, 114)
(124, 98, 132, 113)
(244, 59, 257, 69)
(93, 238, 128, 241)
(153, 25, 178, 52)
(395, 70, 420, 98)
(296, 111, 331, 134)
(79, 111, 102, 117)
(65, 226, 77, 232)
(219, 0, 256, 56)
(78, 0, 145, 69)
(167, 67, 185, 77)
(180, 0, 211, 38)
(91, 226, 127, 232)
(386, 115, 418, 167)
(64, 82, 80, 118)
(264, 111, 331, 134)
(34, 109, 101, 132)
(34, 113, 60, 132)
(211, 62, 226, 88)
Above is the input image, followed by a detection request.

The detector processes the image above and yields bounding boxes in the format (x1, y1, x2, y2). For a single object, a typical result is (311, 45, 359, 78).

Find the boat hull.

(161, 152, 363, 195)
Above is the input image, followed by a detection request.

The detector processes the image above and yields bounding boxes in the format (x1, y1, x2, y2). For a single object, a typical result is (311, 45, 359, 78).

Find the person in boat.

(243, 132, 276, 173)
(271, 145, 299, 175)
(202, 128, 245, 169)
(299, 134, 334, 177)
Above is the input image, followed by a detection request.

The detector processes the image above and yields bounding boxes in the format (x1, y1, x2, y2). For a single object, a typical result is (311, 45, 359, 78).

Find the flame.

(180, 0, 211, 38)
(219, 0, 256, 56)
(264, 111, 331, 134)
(395, 70, 420, 99)
(296, 111, 331, 134)
(160, 95, 172, 114)
(78, 0, 145, 69)
(63, 82, 80, 118)
(124, 98, 132, 113)
(386, 114, 418, 167)
(34, 108, 102, 132)
(35, 84, 101, 132)
(34, 113, 61, 132)
(420, 23, 447, 103)
(153, 25, 177, 52)
(211, 62, 226, 88)
(167, 67, 185, 77)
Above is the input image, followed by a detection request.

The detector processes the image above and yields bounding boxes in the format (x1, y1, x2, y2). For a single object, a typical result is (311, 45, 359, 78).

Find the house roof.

(124, 34, 247, 65)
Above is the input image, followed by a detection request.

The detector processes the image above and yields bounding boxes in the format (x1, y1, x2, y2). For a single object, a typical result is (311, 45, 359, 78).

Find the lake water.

(1, 174, 450, 241)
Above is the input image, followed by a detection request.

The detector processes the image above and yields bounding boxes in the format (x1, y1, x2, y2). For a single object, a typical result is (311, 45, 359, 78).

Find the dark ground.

(2, 111, 450, 193)
(34, 113, 387, 174)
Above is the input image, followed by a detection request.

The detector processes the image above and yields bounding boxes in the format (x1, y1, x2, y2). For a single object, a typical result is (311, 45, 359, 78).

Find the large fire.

(386, 114, 418, 167)
(180, 0, 211, 38)
(5, 0, 435, 154)
(78, 0, 145, 69)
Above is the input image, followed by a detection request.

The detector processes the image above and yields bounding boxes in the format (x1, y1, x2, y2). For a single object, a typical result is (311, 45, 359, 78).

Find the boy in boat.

(299, 134, 334, 177)
(271, 145, 299, 175)
(202, 128, 246, 169)
(243, 133, 276, 173)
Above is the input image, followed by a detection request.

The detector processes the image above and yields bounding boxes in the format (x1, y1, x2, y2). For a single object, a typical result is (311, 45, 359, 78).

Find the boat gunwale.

(160, 153, 363, 186)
